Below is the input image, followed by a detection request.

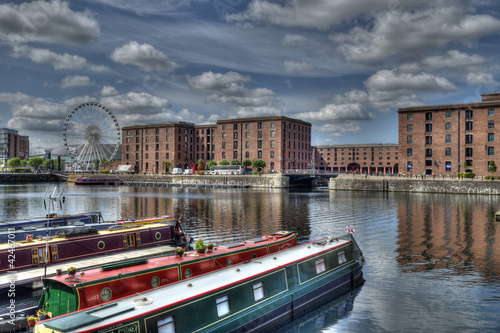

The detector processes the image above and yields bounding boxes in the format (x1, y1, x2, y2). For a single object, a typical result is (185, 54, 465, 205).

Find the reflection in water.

(396, 194, 500, 282)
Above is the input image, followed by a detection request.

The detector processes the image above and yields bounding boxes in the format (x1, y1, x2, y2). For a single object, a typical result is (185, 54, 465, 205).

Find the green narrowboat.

(34, 234, 365, 333)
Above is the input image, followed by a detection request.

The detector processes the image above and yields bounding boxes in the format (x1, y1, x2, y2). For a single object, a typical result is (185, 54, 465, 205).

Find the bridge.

(283, 171, 338, 187)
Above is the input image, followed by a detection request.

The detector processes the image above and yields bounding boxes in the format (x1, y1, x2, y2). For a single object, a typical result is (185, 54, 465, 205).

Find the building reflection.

(396, 194, 500, 279)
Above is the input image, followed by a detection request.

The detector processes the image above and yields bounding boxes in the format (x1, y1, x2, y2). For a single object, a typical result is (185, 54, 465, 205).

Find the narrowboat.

(74, 177, 123, 185)
(0, 214, 175, 243)
(34, 234, 365, 333)
(40, 231, 297, 317)
(0, 217, 188, 274)
(0, 212, 104, 243)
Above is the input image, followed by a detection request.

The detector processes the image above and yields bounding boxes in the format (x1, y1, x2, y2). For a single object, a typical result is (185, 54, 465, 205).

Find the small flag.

(346, 225, 355, 234)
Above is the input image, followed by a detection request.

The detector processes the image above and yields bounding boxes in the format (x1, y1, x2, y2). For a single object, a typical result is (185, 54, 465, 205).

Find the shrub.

(100, 170, 110, 174)
(485, 175, 491, 180)
(464, 172, 475, 178)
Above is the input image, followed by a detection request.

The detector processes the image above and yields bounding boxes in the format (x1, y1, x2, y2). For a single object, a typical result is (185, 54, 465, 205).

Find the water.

(1, 183, 500, 332)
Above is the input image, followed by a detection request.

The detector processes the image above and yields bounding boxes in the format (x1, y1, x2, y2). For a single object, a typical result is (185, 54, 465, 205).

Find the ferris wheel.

(63, 102, 120, 170)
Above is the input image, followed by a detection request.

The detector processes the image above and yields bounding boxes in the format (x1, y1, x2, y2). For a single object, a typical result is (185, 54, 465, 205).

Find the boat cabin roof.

(46, 231, 296, 286)
(38, 236, 353, 333)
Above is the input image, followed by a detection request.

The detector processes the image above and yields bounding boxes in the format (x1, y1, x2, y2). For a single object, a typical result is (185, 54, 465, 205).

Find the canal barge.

(34, 234, 365, 333)
(0, 217, 188, 274)
(74, 177, 123, 185)
(0, 214, 175, 243)
(40, 231, 297, 317)
(0, 212, 104, 243)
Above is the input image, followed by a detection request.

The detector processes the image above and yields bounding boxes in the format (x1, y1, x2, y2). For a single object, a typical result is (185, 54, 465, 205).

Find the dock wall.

(329, 175, 500, 195)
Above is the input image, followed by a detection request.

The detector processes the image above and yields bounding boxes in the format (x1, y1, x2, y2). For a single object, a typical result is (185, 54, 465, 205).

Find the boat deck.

(0, 243, 176, 289)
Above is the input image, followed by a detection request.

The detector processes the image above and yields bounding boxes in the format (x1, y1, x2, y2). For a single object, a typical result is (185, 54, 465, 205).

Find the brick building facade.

(314, 144, 399, 174)
(121, 116, 311, 173)
(398, 92, 500, 176)
(0, 128, 29, 165)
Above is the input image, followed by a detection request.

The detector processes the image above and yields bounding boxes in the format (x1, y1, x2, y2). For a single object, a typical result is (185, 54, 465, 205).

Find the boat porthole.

(97, 241, 105, 250)
(251, 253, 257, 259)
(227, 259, 233, 266)
(100, 287, 112, 302)
(151, 276, 160, 288)
(155, 232, 161, 240)
(185, 269, 192, 279)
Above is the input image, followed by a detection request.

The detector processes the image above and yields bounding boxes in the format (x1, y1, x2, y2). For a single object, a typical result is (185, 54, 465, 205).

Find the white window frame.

(253, 282, 264, 301)
(216, 295, 230, 317)
(315, 258, 326, 274)
(338, 250, 347, 264)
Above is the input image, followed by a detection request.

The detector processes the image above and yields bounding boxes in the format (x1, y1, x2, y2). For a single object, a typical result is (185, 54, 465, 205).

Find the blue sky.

(1, 0, 500, 150)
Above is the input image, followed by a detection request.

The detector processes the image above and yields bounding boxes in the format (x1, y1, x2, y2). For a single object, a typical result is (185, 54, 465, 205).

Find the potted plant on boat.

(176, 247, 185, 257)
(37, 308, 47, 320)
(207, 242, 214, 253)
(67, 266, 77, 277)
(195, 238, 207, 254)
(27, 316, 38, 327)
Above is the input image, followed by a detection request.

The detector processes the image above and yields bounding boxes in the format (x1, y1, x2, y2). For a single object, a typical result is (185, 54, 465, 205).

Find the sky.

(1, 0, 500, 150)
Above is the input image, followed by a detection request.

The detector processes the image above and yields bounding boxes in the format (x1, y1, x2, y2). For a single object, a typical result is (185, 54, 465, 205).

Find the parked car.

(171, 168, 183, 175)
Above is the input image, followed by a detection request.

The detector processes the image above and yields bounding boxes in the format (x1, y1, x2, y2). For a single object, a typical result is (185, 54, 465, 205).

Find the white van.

(183, 169, 194, 175)
(171, 168, 183, 175)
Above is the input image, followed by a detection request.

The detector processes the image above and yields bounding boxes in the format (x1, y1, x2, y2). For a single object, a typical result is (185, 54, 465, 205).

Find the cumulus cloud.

(97, 86, 120, 97)
(281, 34, 315, 47)
(331, 4, 500, 65)
(0, 92, 67, 119)
(61, 75, 95, 88)
(99, 92, 172, 115)
(364, 69, 456, 94)
(187, 71, 276, 107)
(12, 45, 87, 70)
(465, 72, 497, 85)
(0, 0, 99, 44)
(283, 60, 314, 73)
(226, 0, 424, 30)
(295, 103, 374, 122)
(110, 41, 180, 72)
(422, 50, 486, 71)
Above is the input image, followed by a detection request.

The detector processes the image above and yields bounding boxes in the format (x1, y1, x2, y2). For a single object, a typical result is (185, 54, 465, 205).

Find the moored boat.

(34, 234, 365, 333)
(40, 231, 297, 317)
(74, 177, 122, 185)
(0, 212, 104, 243)
(0, 217, 188, 274)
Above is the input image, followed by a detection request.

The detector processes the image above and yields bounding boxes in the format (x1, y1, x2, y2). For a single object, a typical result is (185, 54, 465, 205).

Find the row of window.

(407, 160, 493, 172)
(408, 133, 495, 145)
(407, 109, 495, 122)
(407, 120, 495, 133)
(318, 147, 396, 152)
(407, 147, 495, 157)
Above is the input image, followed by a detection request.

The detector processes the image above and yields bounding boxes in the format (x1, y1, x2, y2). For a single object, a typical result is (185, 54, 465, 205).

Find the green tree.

(101, 159, 110, 169)
(230, 159, 240, 165)
(488, 160, 497, 177)
(463, 161, 470, 172)
(7, 158, 21, 168)
(219, 160, 230, 165)
(42, 159, 54, 170)
(28, 157, 44, 170)
(94, 159, 100, 170)
(206, 160, 217, 170)
(242, 159, 252, 167)
(198, 159, 204, 171)
(20, 159, 28, 166)
(252, 159, 266, 172)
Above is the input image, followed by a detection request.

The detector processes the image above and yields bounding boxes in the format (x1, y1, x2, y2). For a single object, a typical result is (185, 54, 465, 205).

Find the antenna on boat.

(43, 187, 66, 279)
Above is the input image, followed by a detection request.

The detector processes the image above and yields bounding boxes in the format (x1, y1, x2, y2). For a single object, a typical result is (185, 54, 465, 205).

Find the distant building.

(121, 116, 312, 173)
(313, 144, 399, 174)
(398, 92, 500, 176)
(0, 128, 29, 165)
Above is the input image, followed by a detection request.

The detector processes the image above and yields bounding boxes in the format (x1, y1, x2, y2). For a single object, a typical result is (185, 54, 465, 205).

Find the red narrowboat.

(41, 231, 297, 317)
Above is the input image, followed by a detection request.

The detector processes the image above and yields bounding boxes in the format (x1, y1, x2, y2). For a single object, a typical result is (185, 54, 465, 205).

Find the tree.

(206, 160, 217, 170)
(230, 159, 240, 165)
(198, 159, 204, 171)
(252, 159, 266, 172)
(463, 160, 469, 172)
(7, 158, 21, 168)
(242, 159, 252, 167)
(219, 160, 230, 165)
(101, 159, 110, 169)
(42, 159, 54, 170)
(28, 157, 44, 170)
(20, 159, 28, 166)
(488, 160, 497, 177)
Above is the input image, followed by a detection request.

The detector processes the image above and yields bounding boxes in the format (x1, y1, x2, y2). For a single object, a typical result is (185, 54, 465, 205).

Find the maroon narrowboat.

(0, 218, 187, 274)
(41, 231, 297, 317)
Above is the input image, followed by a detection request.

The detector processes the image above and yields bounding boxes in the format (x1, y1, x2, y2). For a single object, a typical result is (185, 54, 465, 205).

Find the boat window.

(98, 241, 105, 250)
(315, 258, 326, 274)
(100, 287, 112, 302)
(157, 315, 176, 333)
(216, 295, 230, 317)
(151, 276, 160, 288)
(226, 259, 233, 266)
(184, 269, 192, 279)
(338, 250, 347, 264)
(155, 232, 162, 240)
(253, 282, 264, 301)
